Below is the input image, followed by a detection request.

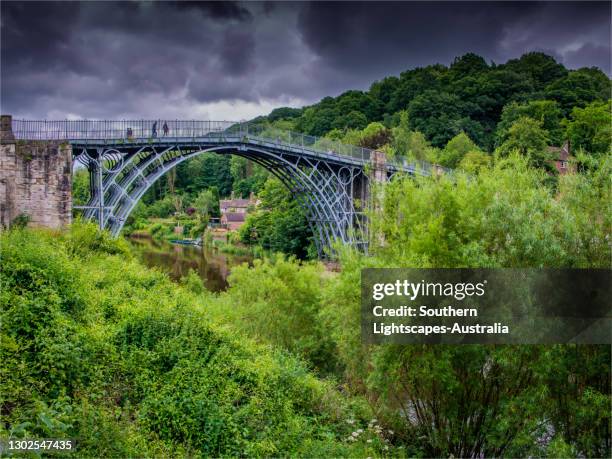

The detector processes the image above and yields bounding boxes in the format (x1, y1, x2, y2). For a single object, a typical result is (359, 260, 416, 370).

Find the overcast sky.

(1, 1, 610, 120)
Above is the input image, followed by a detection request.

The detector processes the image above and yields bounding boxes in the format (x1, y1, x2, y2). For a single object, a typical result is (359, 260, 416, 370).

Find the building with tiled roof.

(548, 141, 574, 175)
(220, 199, 252, 213)
(220, 212, 246, 231)
(219, 193, 258, 231)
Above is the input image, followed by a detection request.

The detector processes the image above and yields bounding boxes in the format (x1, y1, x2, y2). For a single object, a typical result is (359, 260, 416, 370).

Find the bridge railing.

(12, 119, 375, 162)
(387, 156, 453, 177)
(11, 119, 450, 173)
(232, 123, 372, 162)
(11, 120, 237, 141)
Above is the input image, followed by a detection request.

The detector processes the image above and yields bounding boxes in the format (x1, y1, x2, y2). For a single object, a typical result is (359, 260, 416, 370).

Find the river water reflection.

(127, 236, 253, 292)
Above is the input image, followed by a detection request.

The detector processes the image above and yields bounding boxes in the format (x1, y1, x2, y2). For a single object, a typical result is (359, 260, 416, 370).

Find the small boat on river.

(169, 237, 202, 246)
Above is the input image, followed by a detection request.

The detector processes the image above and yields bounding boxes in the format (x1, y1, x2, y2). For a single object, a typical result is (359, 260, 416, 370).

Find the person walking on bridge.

(163, 122, 169, 136)
(152, 121, 158, 138)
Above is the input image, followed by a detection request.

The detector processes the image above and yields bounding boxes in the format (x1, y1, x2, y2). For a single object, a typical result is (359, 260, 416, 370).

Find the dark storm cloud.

(296, 1, 610, 87)
(220, 28, 257, 76)
(1, 1, 262, 116)
(1, 1, 609, 119)
(171, 0, 252, 20)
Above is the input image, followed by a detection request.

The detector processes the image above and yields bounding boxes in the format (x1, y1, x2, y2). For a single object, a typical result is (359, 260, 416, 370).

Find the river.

(127, 236, 253, 292)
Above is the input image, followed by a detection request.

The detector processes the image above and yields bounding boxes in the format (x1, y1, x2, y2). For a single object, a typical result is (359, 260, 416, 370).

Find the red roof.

(223, 212, 245, 222)
(547, 141, 571, 161)
(220, 199, 251, 209)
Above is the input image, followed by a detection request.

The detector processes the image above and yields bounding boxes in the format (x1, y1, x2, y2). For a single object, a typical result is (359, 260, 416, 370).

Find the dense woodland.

(4, 52, 611, 457)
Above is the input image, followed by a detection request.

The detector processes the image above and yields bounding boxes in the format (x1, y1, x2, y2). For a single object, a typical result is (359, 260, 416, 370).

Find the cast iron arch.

(76, 144, 369, 257)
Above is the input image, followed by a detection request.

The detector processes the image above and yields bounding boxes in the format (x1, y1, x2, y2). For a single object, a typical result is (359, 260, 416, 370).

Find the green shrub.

(209, 255, 338, 375)
(0, 224, 375, 457)
(319, 154, 612, 457)
(11, 213, 30, 228)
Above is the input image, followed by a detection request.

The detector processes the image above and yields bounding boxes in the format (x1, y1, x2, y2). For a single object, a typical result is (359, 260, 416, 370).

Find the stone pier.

(370, 150, 387, 184)
(0, 115, 72, 229)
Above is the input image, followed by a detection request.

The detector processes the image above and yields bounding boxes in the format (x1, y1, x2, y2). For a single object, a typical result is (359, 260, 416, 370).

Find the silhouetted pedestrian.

(163, 122, 169, 136)
(152, 121, 158, 138)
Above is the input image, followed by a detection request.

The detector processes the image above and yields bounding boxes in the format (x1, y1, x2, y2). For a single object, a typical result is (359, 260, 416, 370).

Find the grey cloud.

(220, 28, 257, 76)
(563, 43, 611, 73)
(171, 0, 253, 21)
(1, 1, 609, 120)
(296, 2, 535, 79)
(296, 1, 610, 84)
(498, 1, 610, 72)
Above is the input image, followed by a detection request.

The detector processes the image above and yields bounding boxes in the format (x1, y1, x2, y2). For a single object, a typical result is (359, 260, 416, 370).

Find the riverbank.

(127, 217, 256, 254)
(125, 216, 336, 286)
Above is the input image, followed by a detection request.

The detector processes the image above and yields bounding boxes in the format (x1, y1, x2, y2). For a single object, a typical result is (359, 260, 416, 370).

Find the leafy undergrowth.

(0, 223, 391, 458)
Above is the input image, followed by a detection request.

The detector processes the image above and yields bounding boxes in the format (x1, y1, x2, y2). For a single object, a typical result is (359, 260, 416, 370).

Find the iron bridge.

(13, 120, 448, 256)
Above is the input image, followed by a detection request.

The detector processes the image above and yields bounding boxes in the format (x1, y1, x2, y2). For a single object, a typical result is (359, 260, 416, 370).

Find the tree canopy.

(266, 52, 609, 152)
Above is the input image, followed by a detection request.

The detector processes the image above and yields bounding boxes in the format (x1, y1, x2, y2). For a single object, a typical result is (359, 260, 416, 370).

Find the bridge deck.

(11, 119, 450, 176)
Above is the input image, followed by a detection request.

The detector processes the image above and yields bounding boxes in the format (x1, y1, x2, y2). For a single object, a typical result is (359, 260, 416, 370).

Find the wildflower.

(352, 431, 359, 437)
(367, 439, 372, 443)
(357, 428, 364, 433)
(346, 419, 355, 425)
(388, 430, 394, 435)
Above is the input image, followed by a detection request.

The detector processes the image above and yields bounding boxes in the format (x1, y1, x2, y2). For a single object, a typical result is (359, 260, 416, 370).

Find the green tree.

(334, 90, 380, 121)
(458, 150, 491, 173)
(496, 117, 553, 170)
(230, 156, 268, 198)
(563, 100, 611, 157)
(388, 112, 439, 162)
(369, 76, 400, 114)
(296, 104, 336, 136)
(0, 224, 379, 458)
(388, 64, 446, 113)
(358, 122, 392, 149)
(72, 169, 90, 206)
(440, 131, 481, 168)
(406, 131, 434, 162)
(470, 68, 535, 146)
(448, 52, 489, 79)
(502, 52, 568, 89)
(407, 90, 482, 148)
(341, 110, 368, 130)
(222, 256, 337, 373)
(261, 52, 607, 159)
(495, 100, 564, 147)
(192, 188, 219, 219)
(545, 68, 611, 114)
(240, 178, 312, 258)
(390, 111, 411, 156)
(267, 106, 303, 122)
(321, 155, 611, 456)
(175, 153, 233, 197)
